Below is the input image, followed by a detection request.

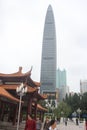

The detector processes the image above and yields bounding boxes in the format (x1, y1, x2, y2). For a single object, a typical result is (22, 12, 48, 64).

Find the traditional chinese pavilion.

(0, 67, 47, 125)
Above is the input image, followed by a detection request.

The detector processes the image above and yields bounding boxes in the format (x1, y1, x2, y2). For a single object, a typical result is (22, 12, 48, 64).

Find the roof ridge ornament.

(30, 66, 33, 72)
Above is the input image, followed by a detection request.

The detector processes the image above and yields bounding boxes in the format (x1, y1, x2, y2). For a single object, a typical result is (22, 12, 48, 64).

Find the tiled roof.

(0, 67, 31, 77)
(37, 104, 48, 112)
(0, 84, 37, 93)
(33, 81, 41, 87)
(0, 67, 40, 88)
(37, 93, 47, 100)
(0, 87, 21, 102)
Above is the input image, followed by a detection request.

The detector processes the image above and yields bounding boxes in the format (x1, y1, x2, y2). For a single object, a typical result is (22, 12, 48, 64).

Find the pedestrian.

(48, 119, 58, 130)
(36, 117, 42, 130)
(85, 118, 87, 130)
(76, 118, 79, 125)
(65, 118, 67, 126)
(43, 116, 50, 130)
(24, 113, 36, 130)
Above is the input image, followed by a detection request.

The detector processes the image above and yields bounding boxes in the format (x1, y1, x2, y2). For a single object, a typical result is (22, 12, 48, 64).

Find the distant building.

(56, 68, 69, 101)
(80, 80, 87, 94)
(56, 68, 66, 88)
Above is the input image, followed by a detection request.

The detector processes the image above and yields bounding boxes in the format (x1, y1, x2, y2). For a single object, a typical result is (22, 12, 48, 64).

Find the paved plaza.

(57, 121, 86, 130)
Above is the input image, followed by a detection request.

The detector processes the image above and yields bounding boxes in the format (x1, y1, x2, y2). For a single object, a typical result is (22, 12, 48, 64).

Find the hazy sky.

(0, 0, 87, 92)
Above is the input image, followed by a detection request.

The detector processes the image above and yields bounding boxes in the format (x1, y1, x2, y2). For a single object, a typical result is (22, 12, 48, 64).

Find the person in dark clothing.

(85, 118, 87, 130)
(76, 118, 79, 125)
(43, 117, 50, 130)
(65, 118, 67, 126)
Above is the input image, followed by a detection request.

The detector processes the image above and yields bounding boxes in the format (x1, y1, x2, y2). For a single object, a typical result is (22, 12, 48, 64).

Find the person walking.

(24, 113, 36, 130)
(48, 119, 58, 130)
(76, 118, 79, 125)
(65, 118, 67, 126)
(85, 118, 87, 130)
(36, 117, 42, 130)
(43, 116, 50, 130)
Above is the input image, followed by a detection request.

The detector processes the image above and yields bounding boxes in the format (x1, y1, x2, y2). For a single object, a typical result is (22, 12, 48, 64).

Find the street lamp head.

(19, 83, 24, 90)
(22, 88, 25, 93)
(16, 83, 27, 95)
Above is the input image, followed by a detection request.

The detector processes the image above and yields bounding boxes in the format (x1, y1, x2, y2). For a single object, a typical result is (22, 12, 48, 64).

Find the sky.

(0, 0, 87, 92)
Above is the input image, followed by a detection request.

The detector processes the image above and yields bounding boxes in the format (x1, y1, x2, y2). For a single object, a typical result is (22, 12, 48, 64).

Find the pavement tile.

(57, 121, 85, 130)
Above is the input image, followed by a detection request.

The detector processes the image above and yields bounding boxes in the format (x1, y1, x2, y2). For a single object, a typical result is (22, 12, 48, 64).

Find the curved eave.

(27, 87, 38, 93)
(37, 104, 48, 112)
(28, 77, 40, 87)
(0, 87, 22, 103)
(33, 81, 41, 87)
(38, 93, 47, 100)
(0, 70, 31, 78)
(0, 67, 32, 79)
(32, 93, 47, 101)
(0, 84, 37, 93)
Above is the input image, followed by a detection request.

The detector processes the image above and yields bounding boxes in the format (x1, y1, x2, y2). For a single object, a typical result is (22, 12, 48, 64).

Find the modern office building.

(80, 80, 87, 94)
(56, 68, 67, 88)
(40, 5, 57, 94)
(56, 68, 68, 101)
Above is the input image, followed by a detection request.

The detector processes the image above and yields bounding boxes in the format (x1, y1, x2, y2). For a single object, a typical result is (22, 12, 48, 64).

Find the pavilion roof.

(37, 104, 48, 112)
(33, 81, 41, 87)
(0, 67, 41, 87)
(0, 84, 37, 93)
(0, 87, 22, 103)
(37, 93, 47, 100)
(27, 77, 40, 87)
(32, 91, 47, 101)
(0, 67, 31, 77)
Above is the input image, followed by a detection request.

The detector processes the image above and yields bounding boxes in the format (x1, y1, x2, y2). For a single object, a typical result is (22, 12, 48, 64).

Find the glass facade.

(80, 80, 87, 94)
(56, 68, 67, 101)
(56, 68, 67, 88)
(40, 5, 56, 93)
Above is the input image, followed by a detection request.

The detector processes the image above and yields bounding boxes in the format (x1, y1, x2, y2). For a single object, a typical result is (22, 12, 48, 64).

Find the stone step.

(0, 121, 25, 130)
(0, 126, 25, 130)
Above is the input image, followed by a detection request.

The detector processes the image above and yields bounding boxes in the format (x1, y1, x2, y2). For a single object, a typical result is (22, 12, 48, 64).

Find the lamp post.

(51, 105, 55, 118)
(16, 83, 27, 130)
(45, 100, 51, 116)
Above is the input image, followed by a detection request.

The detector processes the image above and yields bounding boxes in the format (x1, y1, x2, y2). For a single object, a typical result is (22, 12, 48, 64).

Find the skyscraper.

(56, 68, 67, 88)
(40, 5, 56, 94)
(80, 80, 87, 94)
(56, 68, 69, 101)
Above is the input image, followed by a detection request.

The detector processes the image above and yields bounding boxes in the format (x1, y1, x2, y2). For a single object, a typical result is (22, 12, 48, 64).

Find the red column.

(0, 101, 4, 121)
(34, 103, 37, 120)
(27, 98, 32, 114)
(13, 104, 18, 125)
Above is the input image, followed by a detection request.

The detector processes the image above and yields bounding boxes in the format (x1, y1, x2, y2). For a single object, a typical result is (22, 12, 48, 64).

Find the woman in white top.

(49, 120, 58, 130)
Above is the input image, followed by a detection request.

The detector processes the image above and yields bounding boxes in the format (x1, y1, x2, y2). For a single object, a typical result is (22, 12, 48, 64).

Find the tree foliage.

(54, 101, 71, 118)
(64, 92, 87, 116)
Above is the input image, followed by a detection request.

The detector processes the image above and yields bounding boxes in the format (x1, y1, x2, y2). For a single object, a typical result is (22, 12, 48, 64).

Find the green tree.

(54, 101, 71, 118)
(80, 92, 87, 114)
(64, 93, 80, 113)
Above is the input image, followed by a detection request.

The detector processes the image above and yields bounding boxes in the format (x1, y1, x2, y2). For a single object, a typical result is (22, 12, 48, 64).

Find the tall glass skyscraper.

(40, 5, 56, 94)
(56, 68, 67, 88)
(56, 68, 68, 101)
